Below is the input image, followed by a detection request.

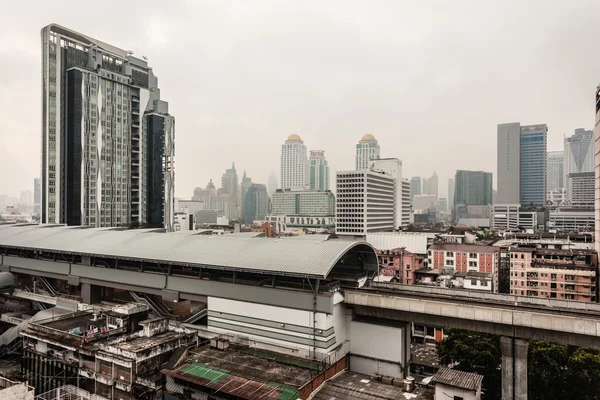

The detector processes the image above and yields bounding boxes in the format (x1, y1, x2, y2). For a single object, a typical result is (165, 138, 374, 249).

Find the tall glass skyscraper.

(454, 170, 493, 207)
(520, 125, 547, 207)
(497, 123, 547, 207)
(41, 24, 175, 229)
(309, 150, 329, 191)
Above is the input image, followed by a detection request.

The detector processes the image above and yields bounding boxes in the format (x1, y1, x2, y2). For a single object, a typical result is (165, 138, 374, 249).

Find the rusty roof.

(431, 367, 483, 391)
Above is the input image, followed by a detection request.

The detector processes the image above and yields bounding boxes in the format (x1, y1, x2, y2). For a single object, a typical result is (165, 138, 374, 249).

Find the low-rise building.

(490, 204, 537, 231)
(428, 243, 500, 274)
(377, 248, 425, 284)
(413, 268, 493, 292)
(271, 190, 335, 216)
(265, 214, 335, 234)
(548, 208, 594, 231)
(432, 367, 483, 400)
(21, 303, 196, 399)
(509, 248, 598, 302)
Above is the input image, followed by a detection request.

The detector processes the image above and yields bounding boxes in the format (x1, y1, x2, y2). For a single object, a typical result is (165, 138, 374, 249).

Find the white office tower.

(41, 24, 175, 230)
(547, 151, 564, 191)
(336, 170, 395, 237)
(370, 158, 403, 229)
(309, 150, 330, 190)
(355, 134, 380, 170)
(280, 134, 309, 190)
(402, 178, 412, 225)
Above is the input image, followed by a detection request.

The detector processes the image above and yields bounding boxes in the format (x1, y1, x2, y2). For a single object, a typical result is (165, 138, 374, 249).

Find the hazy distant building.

(240, 171, 252, 217)
(371, 158, 405, 229)
(547, 150, 564, 191)
(19, 190, 33, 206)
(422, 171, 438, 198)
(221, 163, 239, 218)
(271, 190, 334, 216)
(355, 134, 380, 170)
(448, 178, 455, 212)
(243, 183, 268, 224)
(596, 86, 600, 253)
(565, 128, 593, 199)
(410, 177, 421, 200)
(34, 178, 41, 214)
(412, 195, 438, 213)
(267, 173, 278, 196)
(309, 150, 329, 191)
(497, 122, 547, 207)
(336, 170, 395, 236)
(281, 134, 308, 190)
(454, 170, 493, 209)
(41, 24, 175, 229)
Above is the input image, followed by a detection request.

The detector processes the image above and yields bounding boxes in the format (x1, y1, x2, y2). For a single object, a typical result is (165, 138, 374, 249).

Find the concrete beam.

(11, 289, 58, 305)
(350, 303, 600, 349)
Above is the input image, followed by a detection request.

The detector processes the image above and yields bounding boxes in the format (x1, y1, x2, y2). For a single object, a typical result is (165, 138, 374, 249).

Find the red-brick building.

(428, 243, 500, 273)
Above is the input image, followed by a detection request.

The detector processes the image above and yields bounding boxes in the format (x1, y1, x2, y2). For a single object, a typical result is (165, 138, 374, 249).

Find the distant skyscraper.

(454, 170, 493, 208)
(448, 178, 455, 211)
(423, 171, 438, 198)
(280, 135, 308, 190)
(309, 150, 330, 191)
(221, 163, 239, 218)
(240, 171, 252, 217)
(497, 122, 547, 207)
(411, 177, 421, 200)
(371, 158, 404, 229)
(20, 191, 33, 205)
(41, 24, 175, 229)
(34, 178, 41, 214)
(564, 128, 593, 200)
(547, 151, 564, 191)
(595, 86, 600, 253)
(243, 183, 268, 224)
(268, 173, 278, 196)
(355, 134, 380, 170)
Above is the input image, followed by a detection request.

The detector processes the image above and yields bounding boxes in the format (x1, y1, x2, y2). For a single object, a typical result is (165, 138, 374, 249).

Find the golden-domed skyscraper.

(280, 134, 309, 190)
(356, 134, 381, 170)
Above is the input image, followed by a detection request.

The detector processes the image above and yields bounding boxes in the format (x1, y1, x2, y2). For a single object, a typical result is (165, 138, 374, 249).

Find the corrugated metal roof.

(431, 367, 483, 391)
(0, 224, 376, 279)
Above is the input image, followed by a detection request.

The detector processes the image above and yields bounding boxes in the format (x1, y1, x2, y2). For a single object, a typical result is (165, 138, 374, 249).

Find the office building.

(490, 204, 537, 231)
(448, 178, 455, 212)
(411, 177, 421, 199)
(547, 150, 564, 191)
(243, 183, 268, 224)
(175, 199, 203, 215)
(565, 128, 593, 188)
(41, 24, 175, 229)
(192, 180, 236, 220)
(280, 134, 308, 190)
(271, 190, 335, 216)
(402, 178, 412, 226)
(336, 170, 395, 236)
(509, 247, 597, 302)
(266, 214, 335, 233)
(240, 170, 252, 216)
(547, 188, 567, 206)
(422, 171, 439, 197)
(548, 208, 594, 231)
(371, 158, 404, 229)
(568, 172, 594, 207)
(497, 122, 547, 207)
(221, 163, 239, 218)
(454, 170, 493, 212)
(33, 178, 41, 214)
(355, 134, 380, 170)
(309, 150, 329, 190)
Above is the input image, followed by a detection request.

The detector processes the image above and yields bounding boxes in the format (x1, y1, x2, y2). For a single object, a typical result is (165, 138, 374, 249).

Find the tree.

(436, 329, 501, 400)
(437, 330, 600, 400)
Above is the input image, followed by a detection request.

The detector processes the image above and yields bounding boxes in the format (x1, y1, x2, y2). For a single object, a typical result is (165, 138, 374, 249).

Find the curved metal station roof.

(0, 224, 376, 279)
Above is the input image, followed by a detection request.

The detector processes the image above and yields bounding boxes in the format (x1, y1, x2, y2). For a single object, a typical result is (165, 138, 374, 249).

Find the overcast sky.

(1, 0, 599, 199)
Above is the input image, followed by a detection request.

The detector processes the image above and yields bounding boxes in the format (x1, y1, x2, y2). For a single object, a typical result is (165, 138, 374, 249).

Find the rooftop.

(0, 224, 377, 279)
(312, 371, 434, 400)
(429, 243, 500, 253)
(431, 367, 483, 391)
(161, 344, 316, 399)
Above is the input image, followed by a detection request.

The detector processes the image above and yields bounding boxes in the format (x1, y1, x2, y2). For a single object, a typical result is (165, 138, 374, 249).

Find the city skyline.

(1, 1, 600, 201)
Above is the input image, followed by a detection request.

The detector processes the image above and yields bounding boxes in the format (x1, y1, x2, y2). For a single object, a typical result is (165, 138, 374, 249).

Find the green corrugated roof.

(181, 362, 229, 384)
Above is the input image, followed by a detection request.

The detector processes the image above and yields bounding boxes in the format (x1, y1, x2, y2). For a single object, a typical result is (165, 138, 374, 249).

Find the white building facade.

(355, 134, 380, 170)
(336, 170, 395, 236)
(547, 150, 564, 191)
(490, 204, 537, 231)
(280, 134, 309, 190)
(271, 190, 335, 216)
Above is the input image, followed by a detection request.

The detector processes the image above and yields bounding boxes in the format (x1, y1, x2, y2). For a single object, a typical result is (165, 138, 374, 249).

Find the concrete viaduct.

(346, 282, 600, 400)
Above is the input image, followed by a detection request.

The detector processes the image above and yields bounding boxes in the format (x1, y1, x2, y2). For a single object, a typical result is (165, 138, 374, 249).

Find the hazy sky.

(1, 0, 599, 199)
